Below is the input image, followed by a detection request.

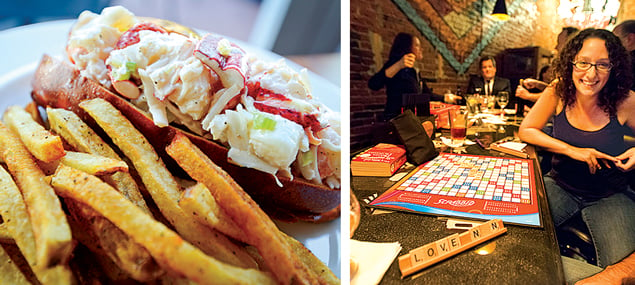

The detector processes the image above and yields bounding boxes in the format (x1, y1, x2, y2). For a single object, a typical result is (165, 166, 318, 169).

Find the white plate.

(0, 20, 340, 278)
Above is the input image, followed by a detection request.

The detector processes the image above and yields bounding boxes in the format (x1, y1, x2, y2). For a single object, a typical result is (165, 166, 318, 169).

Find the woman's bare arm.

(518, 86, 565, 152)
(575, 252, 635, 285)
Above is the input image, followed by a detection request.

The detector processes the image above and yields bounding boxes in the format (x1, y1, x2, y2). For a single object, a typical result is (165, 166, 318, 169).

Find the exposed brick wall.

(351, 0, 553, 151)
(533, 0, 562, 51)
(618, 1, 635, 20)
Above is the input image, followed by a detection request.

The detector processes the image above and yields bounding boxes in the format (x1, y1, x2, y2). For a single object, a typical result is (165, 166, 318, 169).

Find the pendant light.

(492, 0, 510, 21)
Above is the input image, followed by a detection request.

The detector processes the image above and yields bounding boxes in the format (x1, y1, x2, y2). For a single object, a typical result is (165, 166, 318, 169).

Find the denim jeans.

(544, 176, 635, 267)
(561, 256, 603, 283)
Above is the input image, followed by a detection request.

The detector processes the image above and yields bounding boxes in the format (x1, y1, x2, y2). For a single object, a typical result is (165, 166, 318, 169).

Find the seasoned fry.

(51, 165, 276, 285)
(0, 164, 73, 284)
(79, 98, 257, 269)
(0, 221, 11, 243)
(3, 105, 65, 162)
(60, 151, 128, 175)
(46, 107, 150, 213)
(281, 231, 339, 285)
(0, 166, 37, 265)
(166, 132, 319, 285)
(0, 122, 72, 268)
(24, 101, 45, 127)
(65, 198, 165, 282)
(0, 245, 30, 285)
(179, 183, 246, 243)
(180, 182, 339, 284)
(35, 159, 61, 176)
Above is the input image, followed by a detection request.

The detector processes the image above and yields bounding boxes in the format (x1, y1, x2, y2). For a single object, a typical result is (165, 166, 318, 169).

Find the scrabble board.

(369, 153, 542, 227)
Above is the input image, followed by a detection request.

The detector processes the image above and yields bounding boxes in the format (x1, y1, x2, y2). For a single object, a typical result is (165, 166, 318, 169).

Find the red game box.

(351, 143, 407, 176)
(430, 102, 461, 129)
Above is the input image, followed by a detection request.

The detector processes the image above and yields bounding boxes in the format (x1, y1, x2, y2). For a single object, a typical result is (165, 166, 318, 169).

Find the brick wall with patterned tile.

(350, 0, 632, 151)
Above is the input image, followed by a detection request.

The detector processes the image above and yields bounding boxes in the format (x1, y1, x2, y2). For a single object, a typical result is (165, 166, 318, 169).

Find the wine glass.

(497, 91, 509, 119)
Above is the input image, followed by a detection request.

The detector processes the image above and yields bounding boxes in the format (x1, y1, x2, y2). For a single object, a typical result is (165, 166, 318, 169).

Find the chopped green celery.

(252, 114, 277, 131)
(125, 61, 137, 71)
(113, 70, 130, 81)
(113, 61, 137, 81)
(299, 150, 315, 167)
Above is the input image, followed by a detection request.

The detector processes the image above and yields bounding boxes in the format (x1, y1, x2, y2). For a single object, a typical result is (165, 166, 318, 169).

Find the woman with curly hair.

(519, 28, 635, 270)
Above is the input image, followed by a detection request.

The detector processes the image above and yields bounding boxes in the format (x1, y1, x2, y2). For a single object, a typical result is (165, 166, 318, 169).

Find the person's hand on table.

(444, 93, 462, 104)
(614, 147, 635, 171)
(566, 146, 619, 174)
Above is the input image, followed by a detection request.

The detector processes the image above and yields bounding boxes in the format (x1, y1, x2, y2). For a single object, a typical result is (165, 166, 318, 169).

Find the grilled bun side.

(31, 54, 340, 222)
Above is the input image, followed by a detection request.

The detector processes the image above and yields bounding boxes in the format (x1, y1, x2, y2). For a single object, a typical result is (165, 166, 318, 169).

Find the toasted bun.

(31, 54, 340, 222)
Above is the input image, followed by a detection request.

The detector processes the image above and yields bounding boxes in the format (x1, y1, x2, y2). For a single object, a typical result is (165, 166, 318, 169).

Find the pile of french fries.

(0, 98, 338, 284)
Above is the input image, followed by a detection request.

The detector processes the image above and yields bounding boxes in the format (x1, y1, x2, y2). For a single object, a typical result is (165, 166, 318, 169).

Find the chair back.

(401, 93, 430, 116)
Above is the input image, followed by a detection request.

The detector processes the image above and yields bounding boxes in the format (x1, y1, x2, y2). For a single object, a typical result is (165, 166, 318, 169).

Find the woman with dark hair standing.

(368, 32, 451, 120)
(519, 29, 635, 271)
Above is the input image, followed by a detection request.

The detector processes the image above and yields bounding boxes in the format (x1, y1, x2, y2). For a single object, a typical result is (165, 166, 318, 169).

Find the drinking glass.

(486, 95, 496, 113)
(450, 108, 468, 147)
(497, 91, 509, 118)
(480, 95, 492, 113)
(465, 94, 478, 115)
(473, 88, 482, 113)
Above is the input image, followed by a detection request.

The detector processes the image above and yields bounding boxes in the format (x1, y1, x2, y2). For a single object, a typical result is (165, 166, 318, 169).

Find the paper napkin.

(350, 239, 402, 285)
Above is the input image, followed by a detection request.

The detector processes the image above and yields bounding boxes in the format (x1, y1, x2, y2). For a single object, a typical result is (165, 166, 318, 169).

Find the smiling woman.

(519, 28, 635, 273)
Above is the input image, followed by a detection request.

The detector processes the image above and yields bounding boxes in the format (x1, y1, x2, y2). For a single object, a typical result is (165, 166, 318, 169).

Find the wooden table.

(351, 122, 566, 284)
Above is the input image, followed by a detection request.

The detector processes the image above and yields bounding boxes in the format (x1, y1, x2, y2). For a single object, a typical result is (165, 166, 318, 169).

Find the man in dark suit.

(466, 55, 511, 97)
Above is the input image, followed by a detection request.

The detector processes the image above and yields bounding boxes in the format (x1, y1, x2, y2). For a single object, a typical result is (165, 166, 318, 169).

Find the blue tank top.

(549, 110, 630, 199)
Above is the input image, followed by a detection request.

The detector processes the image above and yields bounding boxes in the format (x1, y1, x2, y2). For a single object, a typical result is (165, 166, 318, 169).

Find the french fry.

(69, 242, 139, 284)
(46, 107, 150, 214)
(2, 105, 65, 162)
(51, 165, 276, 285)
(0, 245, 30, 285)
(180, 183, 339, 284)
(64, 198, 165, 282)
(0, 221, 11, 243)
(166, 132, 319, 285)
(24, 101, 46, 127)
(79, 98, 258, 269)
(0, 164, 73, 284)
(179, 183, 246, 243)
(156, 274, 200, 285)
(0, 122, 72, 268)
(60, 151, 128, 175)
(35, 158, 61, 176)
(280, 232, 339, 285)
